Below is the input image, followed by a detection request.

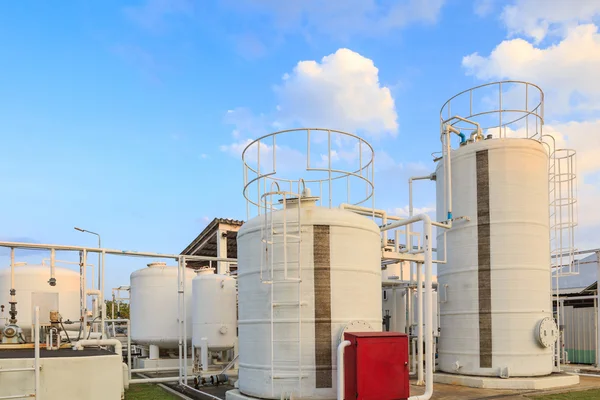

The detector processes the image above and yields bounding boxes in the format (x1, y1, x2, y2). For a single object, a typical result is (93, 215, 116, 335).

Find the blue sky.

(1, 0, 599, 292)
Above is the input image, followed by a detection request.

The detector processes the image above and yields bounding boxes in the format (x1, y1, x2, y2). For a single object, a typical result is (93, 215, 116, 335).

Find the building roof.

(181, 218, 243, 268)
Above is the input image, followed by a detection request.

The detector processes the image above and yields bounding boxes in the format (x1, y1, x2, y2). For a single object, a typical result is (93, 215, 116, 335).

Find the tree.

(104, 300, 130, 320)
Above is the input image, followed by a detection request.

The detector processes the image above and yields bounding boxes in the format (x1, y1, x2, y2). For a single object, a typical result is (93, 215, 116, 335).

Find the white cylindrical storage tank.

(0, 264, 80, 336)
(130, 262, 194, 349)
(192, 268, 237, 351)
(237, 198, 382, 400)
(436, 138, 554, 377)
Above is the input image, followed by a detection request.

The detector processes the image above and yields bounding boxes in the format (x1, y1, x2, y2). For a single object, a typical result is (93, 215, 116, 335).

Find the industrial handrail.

(440, 81, 545, 137)
(242, 128, 375, 218)
(0, 307, 40, 400)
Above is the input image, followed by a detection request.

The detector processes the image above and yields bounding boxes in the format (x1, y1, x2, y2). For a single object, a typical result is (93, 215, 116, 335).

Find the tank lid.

(196, 267, 215, 275)
(147, 262, 167, 268)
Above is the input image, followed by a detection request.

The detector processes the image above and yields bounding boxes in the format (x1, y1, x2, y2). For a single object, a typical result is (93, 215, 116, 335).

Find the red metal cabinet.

(343, 332, 409, 400)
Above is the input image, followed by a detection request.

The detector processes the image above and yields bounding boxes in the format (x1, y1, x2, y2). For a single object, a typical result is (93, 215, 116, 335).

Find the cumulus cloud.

(391, 206, 436, 218)
(222, 0, 446, 41)
(462, 24, 600, 115)
(499, 0, 600, 42)
(275, 48, 398, 137)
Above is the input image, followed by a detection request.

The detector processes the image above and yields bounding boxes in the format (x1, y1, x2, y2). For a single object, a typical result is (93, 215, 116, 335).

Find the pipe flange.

(338, 320, 373, 344)
(536, 317, 558, 348)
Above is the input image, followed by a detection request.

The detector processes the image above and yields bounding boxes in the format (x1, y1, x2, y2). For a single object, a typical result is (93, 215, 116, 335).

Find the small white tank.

(237, 198, 382, 399)
(0, 264, 80, 334)
(192, 268, 237, 351)
(130, 262, 195, 349)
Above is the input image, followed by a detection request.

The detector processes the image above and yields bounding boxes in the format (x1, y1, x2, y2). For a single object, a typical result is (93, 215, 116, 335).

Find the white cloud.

(474, 0, 496, 17)
(275, 48, 398, 137)
(499, 0, 600, 43)
(391, 206, 436, 218)
(223, 0, 446, 40)
(462, 24, 600, 115)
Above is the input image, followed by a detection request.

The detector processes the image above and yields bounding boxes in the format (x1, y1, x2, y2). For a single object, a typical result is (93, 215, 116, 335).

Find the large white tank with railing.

(235, 128, 382, 400)
(435, 81, 575, 377)
(130, 262, 195, 350)
(192, 267, 237, 351)
(0, 264, 80, 336)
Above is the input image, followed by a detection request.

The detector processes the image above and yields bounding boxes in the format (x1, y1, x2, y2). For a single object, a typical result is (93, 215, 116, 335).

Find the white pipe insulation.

(337, 340, 352, 400)
(381, 214, 444, 400)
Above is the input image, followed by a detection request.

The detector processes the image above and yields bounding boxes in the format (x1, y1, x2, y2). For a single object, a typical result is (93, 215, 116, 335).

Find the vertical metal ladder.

(261, 191, 304, 399)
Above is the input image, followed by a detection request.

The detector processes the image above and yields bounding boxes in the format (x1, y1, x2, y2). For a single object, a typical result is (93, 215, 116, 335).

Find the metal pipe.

(181, 384, 223, 400)
(596, 251, 600, 367)
(0, 367, 35, 373)
(417, 261, 424, 384)
(34, 306, 40, 400)
(0, 241, 237, 262)
(98, 252, 105, 340)
(382, 215, 436, 400)
(50, 249, 56, 286)
(130, 376, 195, 384)
(131, 367, 182, 373)
(73, 339, 122, 357)
(337, 340, 351, 400)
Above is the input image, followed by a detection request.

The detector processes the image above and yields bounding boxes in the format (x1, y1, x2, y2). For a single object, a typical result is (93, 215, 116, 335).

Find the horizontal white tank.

(436, 138, 553, 377)
(237, 198, 382, 399)
(0, 264, 80, 335)
(192, 268, 237, 351)
(130, 262, 195, 349)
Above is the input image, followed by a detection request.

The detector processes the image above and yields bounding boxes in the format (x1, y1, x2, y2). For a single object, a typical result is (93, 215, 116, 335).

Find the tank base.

(226, 390, 255, 400)
(433, 372, 579, 390)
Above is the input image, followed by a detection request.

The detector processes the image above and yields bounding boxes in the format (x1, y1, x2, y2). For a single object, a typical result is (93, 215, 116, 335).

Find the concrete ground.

(410, 375, 600, 399)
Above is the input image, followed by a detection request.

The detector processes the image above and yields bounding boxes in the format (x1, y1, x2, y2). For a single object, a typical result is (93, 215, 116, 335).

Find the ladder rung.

(272, 374, 306, 379)
(273, 301, 307, 307)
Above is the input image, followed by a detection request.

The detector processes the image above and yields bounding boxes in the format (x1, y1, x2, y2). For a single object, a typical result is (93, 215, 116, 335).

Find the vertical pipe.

(50, 249, 56, 284)
(423, 218, 434, 399)
(82, 250, 88, 337)
(328, 129, 332, 208)
(183, 257, 189, 386)
(100, 251, 105, 339)
(34, 306, 40, 400)
(446, 129, 452, 221)
(596, 251, 600, 367)
(391, 288, 397, 332)
(417, 261, 424, 385)
(177, 256, 183, 385)
(127, 319, 132, 380)
(337, 340, 351, 400)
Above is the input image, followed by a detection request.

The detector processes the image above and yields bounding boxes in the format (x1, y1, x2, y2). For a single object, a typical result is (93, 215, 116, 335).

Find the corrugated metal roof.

(180, 217, 244, 264)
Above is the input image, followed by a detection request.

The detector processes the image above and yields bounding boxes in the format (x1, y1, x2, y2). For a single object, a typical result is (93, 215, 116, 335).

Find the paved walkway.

(408, 376, 600, 399)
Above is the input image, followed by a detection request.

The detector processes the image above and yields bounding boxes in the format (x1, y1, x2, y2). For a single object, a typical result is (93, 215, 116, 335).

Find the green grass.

(531, 389, 600, 399)
(125, 384, 180, 399)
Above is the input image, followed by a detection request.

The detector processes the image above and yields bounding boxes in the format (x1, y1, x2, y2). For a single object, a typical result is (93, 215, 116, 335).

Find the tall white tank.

(436, 138, 554, 377)
(130, 262, 195, 349)
(237, 198, 382, 400)
(192, 268, 237, 351)
(0, 264, 80, 333)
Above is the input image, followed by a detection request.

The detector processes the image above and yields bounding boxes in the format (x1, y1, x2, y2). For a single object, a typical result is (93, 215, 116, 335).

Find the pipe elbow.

(416, 213, 432, 225)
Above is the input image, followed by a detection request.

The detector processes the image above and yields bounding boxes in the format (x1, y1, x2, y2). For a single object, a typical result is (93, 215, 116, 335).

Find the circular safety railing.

(241, 128, 375, 219)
